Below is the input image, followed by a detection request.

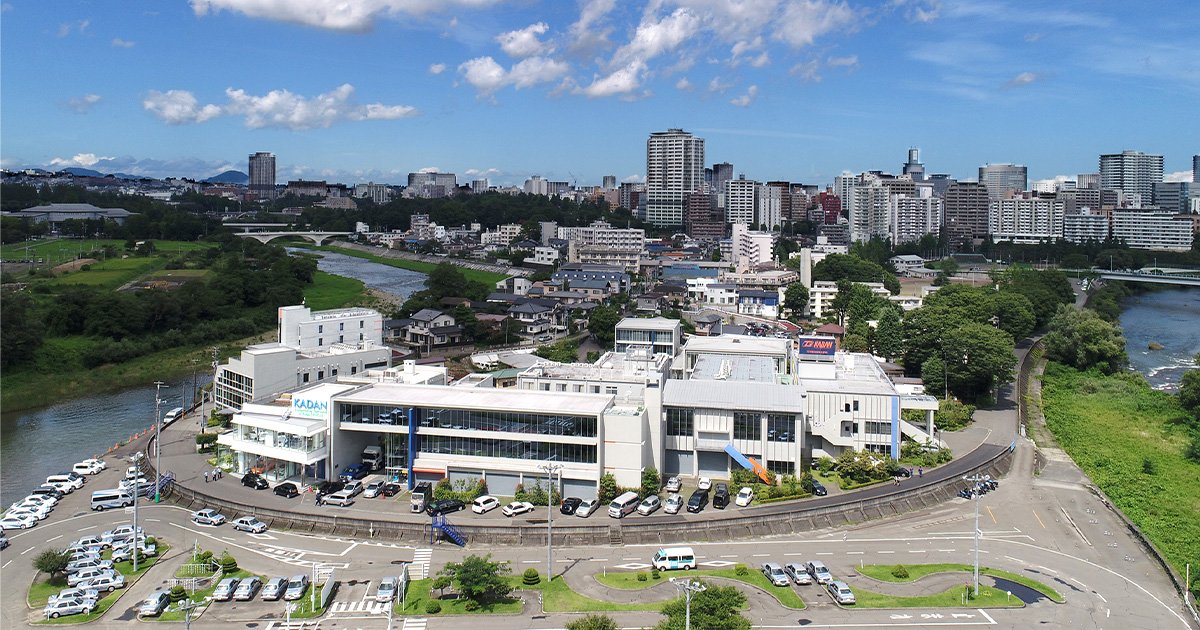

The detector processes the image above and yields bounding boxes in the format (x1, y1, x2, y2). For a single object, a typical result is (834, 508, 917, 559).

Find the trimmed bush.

(145, 536, 157, 546)
(891, 565, 910, 579)
(169, 585, 187, 603)
(425, 600, 442, 614)
(522, 568, 541, 585)
(651, 568, 661, 580)
(463, 599, 481, 611)
(636, 572, 648, 582)
(734, 564, 749, 577)
(218, 552, 238, 573)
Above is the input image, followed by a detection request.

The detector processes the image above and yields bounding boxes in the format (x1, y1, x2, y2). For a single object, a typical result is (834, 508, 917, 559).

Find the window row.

(666, 407, 694, 436)
(419, 435, 596, 464)
(339, 404, 597, 438)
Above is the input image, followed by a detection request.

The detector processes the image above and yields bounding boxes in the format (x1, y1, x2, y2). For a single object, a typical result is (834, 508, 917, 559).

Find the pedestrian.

(315, 492, 323, 506)
(918, 467, 923, 478)
(204, 471, 209, 483)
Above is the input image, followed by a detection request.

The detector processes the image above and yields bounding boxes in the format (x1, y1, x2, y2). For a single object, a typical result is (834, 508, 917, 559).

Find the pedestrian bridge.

(1095, 267, 1200, 286)
(233, 231, 352, 246)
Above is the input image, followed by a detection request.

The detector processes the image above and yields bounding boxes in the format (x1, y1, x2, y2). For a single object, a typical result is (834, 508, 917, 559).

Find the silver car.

(284, 574, 309, 600)
(138, 590, 170, 617)
(44, 598, 96, 619)
(261, 576, 288, 601)
(784, 563, 813, 585)
(48, 588, 99, 606)
(233, 576, 263, 601)
(376, 576, 398, 602)
(232, 516, 268, 533)
(761, 562, 789, 587)
(77, 572, 125, 593)
(213, 577, 241, 601)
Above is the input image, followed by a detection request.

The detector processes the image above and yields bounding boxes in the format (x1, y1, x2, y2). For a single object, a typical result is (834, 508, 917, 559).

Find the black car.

(381, 483, 402, 497)
(686, 488, 709, 513)
(712, 483, 730, 509)
(893, 467, 913, 478)
(273, 482, 300, 498)
(317, 481, 345, 495)
(426, 499, 466, 516)
(559, 497, 582, 515)
(811, 480, 828, 496)
(242, 474, 269, 490)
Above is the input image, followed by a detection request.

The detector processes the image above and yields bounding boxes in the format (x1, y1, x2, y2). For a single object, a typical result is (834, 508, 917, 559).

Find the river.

(0, 250, 427, 505)
(1118, 286, 1200, 391)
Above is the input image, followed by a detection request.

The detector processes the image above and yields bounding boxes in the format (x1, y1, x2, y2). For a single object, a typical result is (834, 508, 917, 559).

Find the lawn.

(526, 575, 665, 613)
(849, 583, 1024, 609)
(304, 244, 507, 286)
(0, 238, 212, 264)
(594, 568, 806, 610)
(30, 544, 172, 625)
(45, 256, 164, 289)
(857, 563, 1064, 603)
(303, 270, 368, 310)
(394, 578, 525, 616)
(1041, 362, 1200, 595)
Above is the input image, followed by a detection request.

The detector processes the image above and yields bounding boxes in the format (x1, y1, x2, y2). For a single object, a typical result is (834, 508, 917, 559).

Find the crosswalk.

(411, 548, 432, 579)
(329, 599, 391, 615)
(402, 618, 428, 630)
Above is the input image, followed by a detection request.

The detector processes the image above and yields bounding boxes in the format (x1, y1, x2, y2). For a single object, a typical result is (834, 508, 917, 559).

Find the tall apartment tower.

(1193, 155, 1199, 186)
(248, 151, 276, 200)
(902, 148, 926, 181)
(712, 162, 734, 192)
(645, 128, 705, 227)
(978, 163, 1027, 201)
(1099, 150, 1164, 202)
(943, 181, 990, 250)
(602, 175, 617, 190)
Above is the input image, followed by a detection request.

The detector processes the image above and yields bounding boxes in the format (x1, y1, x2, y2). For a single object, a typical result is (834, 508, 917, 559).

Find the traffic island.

(854, 563, 1064, 604)
(594, 567, 806, 610)
(29, 543, 172, 625)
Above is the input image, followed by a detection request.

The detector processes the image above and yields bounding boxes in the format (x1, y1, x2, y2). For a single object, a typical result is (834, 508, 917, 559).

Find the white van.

(47, 474, 84, 491)
(90, 490, 134, 511)
(652, 547, 697, 571)
(608, 491, 640, 518)
(162, 407, 184, 426)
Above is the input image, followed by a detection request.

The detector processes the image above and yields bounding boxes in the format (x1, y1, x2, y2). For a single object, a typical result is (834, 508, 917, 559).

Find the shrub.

(169, 585, 187, 603)
(522, 568, 541, 585)
(636, 572, 648, 582)
(891, 565, 910, 579)
(651, 568, 661, 580)
(144, 536, 157, 546)
(463, 599, 480, 611)
(425, 601, 441, 614)
(218, 552, 237, 573)
(734, 564, 749, 577)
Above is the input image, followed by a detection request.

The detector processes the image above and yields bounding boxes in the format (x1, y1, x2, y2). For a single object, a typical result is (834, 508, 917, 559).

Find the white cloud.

(143, 90, 223, 124)
(49, 153, 112, 168)
(708, 76, 733, 93)
(1004, 71, 1039, 88)
(772, 0, 856, 48)
(608, 7, 701, 73)
(68, 93, 102, 113)
(567, 0, 617, 55)
(0, 4, 13, 13)
(827, 54, 857, 67)
(418, 166, 441, 173)
(428, 63, 446, 75)
(789, 59, 821, 81)
(57, 19, 89, 37)
(459, 56, 569, 95)
(675, 77, 693, 90)
(496, 22, 551, 58)
(143, 84, 416, 129)
(729, 84, 758, 106)
(112, 37, 135, 48)
(1164, 170, 1194, 183)
(577, 61, 646, 97)
(748, 51, 770, 67)
(190, 0, 499, 32)
(622, 174, 645, 183)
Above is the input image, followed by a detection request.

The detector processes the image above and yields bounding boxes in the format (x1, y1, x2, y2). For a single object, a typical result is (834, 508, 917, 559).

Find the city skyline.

(1, 0, 1197, 186)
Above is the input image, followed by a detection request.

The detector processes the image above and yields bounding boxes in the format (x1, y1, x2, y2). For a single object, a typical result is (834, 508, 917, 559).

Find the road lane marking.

(622, 557, 639, 560)
(907, 550, 927, 553)
(78, 525, 97, 532)
(592, 558, 608, 562)
(1032, 509, 1046, 529)
(985, 505, 997, 525)
(938, 549, 956, 552)
(720, 555, 738, 558)
(878, 550, 895, 554)
(2, 559, 12, 569)
(146, 518, 161, 522)
(816, 552, 833, 556)
(21, 546, 35, 555)
(1096, 593, 1107, 603)
(752, 553, 769, 557)
(847, 551, 863, 555)
(521, 560, 539, 563)
(46, 535, 62, 542)
(784, 552, 804, 556)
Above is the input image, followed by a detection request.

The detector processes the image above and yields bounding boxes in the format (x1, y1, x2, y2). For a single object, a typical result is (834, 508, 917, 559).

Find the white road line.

(338, 541, 360, 557)
(21, 546, 35, 555)
(146, 518, 161, 522)
(1096, 593, 1107, 603)
(938, 549, 957, 552)
(816, 552, 833, 556)
(221, 536, 234, 541)
(752, 553, 769, 557)
(720, 554, 738, 558)
(2, 559, 12, 569)
(46, 535, 62, 542)
(622, 557, 639, 560)
(78, 525, 97, 531)
(592, 558, 608, 562)
(878, 551, 895, 554)
(847, 551, 863, 555)
(783, 552, 804, 556)
(979, 609, 996, 624)
(521, 560, 540, 563)
(908, 550, 927, 553)
(1034, 565, 1058, 574)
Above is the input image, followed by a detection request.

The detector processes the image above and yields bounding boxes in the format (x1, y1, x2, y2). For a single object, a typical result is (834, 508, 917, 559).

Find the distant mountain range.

(203, 170, 249, 184)
(60, 167, 150, 180)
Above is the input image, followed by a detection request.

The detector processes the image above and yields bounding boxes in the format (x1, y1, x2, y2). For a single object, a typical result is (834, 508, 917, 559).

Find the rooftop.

(690, 354, 779, 383)
(662, 380, 806, 413)
(335, 383, 614, 416)
(683, 334, 789, 357)
(308, 307, 380, 321)
(520, 351, 670, 382)
(616, 317, 681, 332)
(799, 353, 898, 396)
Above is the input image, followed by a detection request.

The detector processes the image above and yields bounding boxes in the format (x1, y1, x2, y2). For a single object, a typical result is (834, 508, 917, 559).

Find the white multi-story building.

(730, 222, 777, 271)
(890, 194, 943, 244)
(556, 220, 645, 249)
(1111, 208, 1194, 251)
(524, 175, 550, 196)
(844, 179, 891, 243)
(721, 177, 758, 225)
(615, 317, 682, 356)
(480, 223, 523, 246)
(757, 182, 783, 229)
(354, 182, 393, 204)
(1100, 150, 1164, 202)
(572, 244, 641, 271)
(646, 128, 705, 227)
(988, 198, 1065, 243)
(1062, 208, 1110, 244)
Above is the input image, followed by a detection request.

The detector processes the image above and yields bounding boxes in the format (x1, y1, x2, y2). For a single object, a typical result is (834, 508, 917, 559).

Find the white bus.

(652, 547, 697, 571)
(162, 407, 184, 426)
(90, 489, 134, 511)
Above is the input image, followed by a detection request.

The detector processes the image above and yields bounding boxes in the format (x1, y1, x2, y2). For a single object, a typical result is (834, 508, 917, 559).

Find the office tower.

(1099, 150, 1163, 201)
(524, 175, 550, 196)
(248, 151, 276, 200)
(1077, 173, 1100, 189)
(978, 163, 1028, 201)
(712, 162, 734, 192)
(943, 181, 990, 250)
(407, 171, 457, 198)
(722, 176, 758, 225)
(902, 148, 926, 181)
(1153, 182, 1190, 214)
(891, 195, 943, 244)
(645, 128, 705, 227)
(602, 175, 617, 190)
(472, 179, 489, 194)
(988, 198, 1065, 244)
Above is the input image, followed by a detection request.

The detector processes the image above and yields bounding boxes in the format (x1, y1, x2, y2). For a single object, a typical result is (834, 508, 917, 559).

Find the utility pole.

(131, 451, 143, 572)
(180, 600, 197, 630)
(539, 461, 562, 583)
(670, 577, 706, 630)
(154, 381, 168, 503)
(962, 473, 985, 596)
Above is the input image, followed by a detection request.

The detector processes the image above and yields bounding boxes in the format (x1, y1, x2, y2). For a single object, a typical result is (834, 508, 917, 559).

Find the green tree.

(809, 253, 900, 294)
(1043, 306, 1127, 374)
(941, 322, 1018, 401)
(598, 472, 619, 504)
(656, 583, 751, 630)
(588, 305, 621, 348)
(535, 340, 579, 363)
(0, 291, 44, 368)
(567, 614, 620, 630)
(439, 554, 513, 603)
(873, 307, 903, 361)
(640, 467, 661, 498)
(33, 549, 72, 582)
(991, 291, 1036, 341)
(1179, 368, 1200, 416)
(782, 282, 809, 316)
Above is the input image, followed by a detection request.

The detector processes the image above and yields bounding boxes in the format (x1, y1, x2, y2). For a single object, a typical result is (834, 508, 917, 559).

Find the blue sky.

(1, 0, 1197, 187)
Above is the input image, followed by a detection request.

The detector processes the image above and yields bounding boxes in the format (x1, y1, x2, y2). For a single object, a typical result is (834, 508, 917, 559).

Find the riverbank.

(1040, 362, 1200, 598)
(297, 243, 509, 286)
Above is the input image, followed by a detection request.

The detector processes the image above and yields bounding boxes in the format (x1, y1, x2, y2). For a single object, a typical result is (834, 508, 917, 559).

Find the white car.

(191, 508, 226, 526)
(232, 516, 268, 533)
(49, 588, 99, 606)
(44, 598, 96, 619)
(363, 481, 385, 498)
(80, 459, 107, 473)
(6, 505, 50, 521)
(697, 477, 712, 491)
(636, 495, 661, 515)
(0, 515, 37, 530)
(111, 543, 157, 563)
(101, 525, 144, 546)
(502, 501, 535, 517)
(574, 498, 599, 518)
(77, 572, 125, 593)
(472, 495, 500, 514)
(663, 494, 684, 514)
(20, 494, 59, 508)
(664, 476, 682, 492)
(827, 580, 856, 604)
(66, 557, 113, 574)
(734, 487, 754, 507)
(375, 576, 399, 602)
(68, 568, 116, 587)
(44, 480, 75, 494)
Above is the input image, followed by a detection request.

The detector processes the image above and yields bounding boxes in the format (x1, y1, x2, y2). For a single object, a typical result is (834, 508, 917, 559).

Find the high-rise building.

(814, 191, 841, 224)
(618, 182, 644, 212)
(1099, 150, 1163, 201)
(756, 183, 782, 229)
(602, 175, 617, 190)
(1077, 173, 1100, 189)
(1193, 155, 1199, 186)
(712, 162, 734, 193)
(1152, 182, 1190, 214)
(248, 151, 276, 200)
(988, 198, 1064, 244)
(645, 128, 705, 227)
(685, 192, 724, 241)
(407, 171, 457, 198)
(902, 148, 926, 181)
(978, 163, 1027, 201)
(844, 178, 891, 243)
(890, 195, 943, 244)
(722, 177, 758, 225)
(1063, 208, 1110, 244)
(943, 182, 990, 250)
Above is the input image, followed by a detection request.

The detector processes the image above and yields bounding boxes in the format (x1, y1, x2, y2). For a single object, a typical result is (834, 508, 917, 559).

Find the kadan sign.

(796, 336, 837, 356)
(291, 396, 330, 419)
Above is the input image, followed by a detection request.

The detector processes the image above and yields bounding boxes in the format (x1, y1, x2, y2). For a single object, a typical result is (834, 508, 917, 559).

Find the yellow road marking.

(1032, 509, 1047, 529)
(986, 505, 998, 525)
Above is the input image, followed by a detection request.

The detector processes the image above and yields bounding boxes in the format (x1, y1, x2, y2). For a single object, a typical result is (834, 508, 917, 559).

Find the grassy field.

(394, 578, 525, 616)
(594, 568, 805, 609)
(303, 271, 368, 310)
(849, 583, 1023, 609)
(1041, 362, 1200, 592)
(302, 243, 508, 286)
(857, 563, 1063, 602)
(46, 256, 166, 289)
(1, 238, 212, 264)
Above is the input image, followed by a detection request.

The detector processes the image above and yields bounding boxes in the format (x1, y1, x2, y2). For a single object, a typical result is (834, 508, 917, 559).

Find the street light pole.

(131, 451, 143, 573)
(962, 473, 985, 597)
(539, 461, 562, 583)
(154, 381, 168, 503)
(670, 577, 706, 630)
